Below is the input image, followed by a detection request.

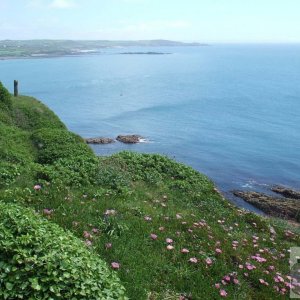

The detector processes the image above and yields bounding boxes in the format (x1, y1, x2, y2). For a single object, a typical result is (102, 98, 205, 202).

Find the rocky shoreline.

(85, 134, 145, 144)
(233, 186, 300, 222)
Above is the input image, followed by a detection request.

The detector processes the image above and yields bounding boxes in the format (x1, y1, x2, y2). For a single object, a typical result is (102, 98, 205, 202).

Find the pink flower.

(83, 231, 92, 239)
(150, 233, 158, 240)
(181, 248, 190, 254)
(189, 257, 198, 263)
(166, 238, 173, 244)
(34, 184, 42, 191)
(224, 276, 231, 282)
(205, 258, 213, 266)
(43, 209, 53, 216)
(111, 262, 120, 269)
(105, 243, 112, 249)
(245, 263, 256, 270)
(92, 228, 99, 234)
(233, 278, 239, 285)
(85, 240, 92, 247)
(215, 283, 221, 289)
(215, 248, 222, 255)
(166, 245, 174, 250)
(220, 289, 228, 297)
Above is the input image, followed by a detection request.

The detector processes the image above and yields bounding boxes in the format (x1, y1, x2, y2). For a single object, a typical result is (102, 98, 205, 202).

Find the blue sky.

(0, 0, 300, 42)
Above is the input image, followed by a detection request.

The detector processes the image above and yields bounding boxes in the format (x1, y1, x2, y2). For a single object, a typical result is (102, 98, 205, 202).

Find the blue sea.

(1, 45, 300, 210)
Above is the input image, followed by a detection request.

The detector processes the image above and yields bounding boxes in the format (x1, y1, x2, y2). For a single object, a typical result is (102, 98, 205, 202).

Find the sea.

(1, 44, 300, 211)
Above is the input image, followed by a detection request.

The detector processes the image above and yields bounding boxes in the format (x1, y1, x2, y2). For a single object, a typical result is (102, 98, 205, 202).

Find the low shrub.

(32, 128, 94, 164)
(0, 202, 127, 299)
(37, 155, 99, 187)
(0, 162, 21, 187)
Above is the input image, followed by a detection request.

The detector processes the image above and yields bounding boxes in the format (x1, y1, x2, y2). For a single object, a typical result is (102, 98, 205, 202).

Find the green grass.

(0, 83, 299, 299)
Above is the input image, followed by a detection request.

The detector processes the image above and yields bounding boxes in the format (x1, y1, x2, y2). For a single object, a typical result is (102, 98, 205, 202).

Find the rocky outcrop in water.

(233, 190, 300, 222)
(116, 135, 143, 144)
(271, 185, 300, 200)
(85, 137, 115, 144)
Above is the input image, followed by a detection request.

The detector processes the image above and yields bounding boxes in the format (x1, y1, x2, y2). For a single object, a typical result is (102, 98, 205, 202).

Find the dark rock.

(116, 135, 142, 144)
(233, 190, 300, 221)
(85, 137, 115, 144)
(271, 185, 300, 200)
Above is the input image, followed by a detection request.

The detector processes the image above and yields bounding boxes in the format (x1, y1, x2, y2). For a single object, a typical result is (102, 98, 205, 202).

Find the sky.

(0, 0, 300, 42)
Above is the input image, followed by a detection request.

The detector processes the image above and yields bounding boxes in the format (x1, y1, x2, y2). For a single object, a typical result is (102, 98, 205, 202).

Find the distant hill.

(0, 39, 208, 59)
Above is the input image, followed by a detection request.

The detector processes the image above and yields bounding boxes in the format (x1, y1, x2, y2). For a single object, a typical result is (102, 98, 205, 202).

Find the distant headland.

(0, 39, 208, 59)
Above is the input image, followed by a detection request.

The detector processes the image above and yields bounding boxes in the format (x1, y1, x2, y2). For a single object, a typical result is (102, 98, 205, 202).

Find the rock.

(85, 137, 115, 144)
(116, 135, 143, 144)
(233, 190, 300, 222)
(271, 185, 300, 200)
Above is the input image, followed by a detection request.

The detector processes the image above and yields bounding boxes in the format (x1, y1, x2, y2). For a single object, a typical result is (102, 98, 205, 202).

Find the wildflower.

(259, 279, 266, 285)
(105, 209, 116, 216)
(167, 245, 174, 250)
(176, 214, 182, 219)
(144, 216, 152, 221)
(34, 184, 42, 191)
(105, 243, 112, 249)
(111, 262, 120, 269)
(150, 233, 158, 240)
(83, 231, 92, 239)
(92, 228, 99, 234)
(215, 248, 222, 255)
(166, 238, 173, 244)
(189, 257, 198, 263)
(181, 248, 190, 254)
(238, 264, 244, 269)
(159, 226, 165, 231)
(85, 240, 92, 247)
(224, 275, 231, 282)
(245, 263, 256, 271)
(205, 258, 213, 266)
(220, 289, 227, 297)
(233, 278, 239, 285)
(215, 283, 221, 289)
(43, 209, 53, 216)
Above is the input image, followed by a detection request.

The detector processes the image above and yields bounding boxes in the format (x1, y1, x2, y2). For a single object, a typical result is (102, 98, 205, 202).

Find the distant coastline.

(0, 39, 208, 60)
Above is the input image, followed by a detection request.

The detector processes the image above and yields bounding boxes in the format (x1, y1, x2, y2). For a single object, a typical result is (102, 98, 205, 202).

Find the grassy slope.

(0, 94, 299, 299)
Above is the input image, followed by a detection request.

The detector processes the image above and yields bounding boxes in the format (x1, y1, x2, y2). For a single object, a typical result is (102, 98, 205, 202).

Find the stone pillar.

(14, 80, 18, 97)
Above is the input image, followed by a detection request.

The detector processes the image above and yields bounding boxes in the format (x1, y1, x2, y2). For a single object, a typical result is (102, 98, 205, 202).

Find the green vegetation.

(0, 81, 299, 299)
(0, 202, 126, 300)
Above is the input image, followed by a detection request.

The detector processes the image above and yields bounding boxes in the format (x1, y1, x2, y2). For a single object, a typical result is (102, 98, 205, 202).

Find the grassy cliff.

(0, 82, 299, 299)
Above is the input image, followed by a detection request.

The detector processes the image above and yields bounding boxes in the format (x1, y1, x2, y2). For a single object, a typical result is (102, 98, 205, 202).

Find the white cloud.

(49, 0, 76, 9)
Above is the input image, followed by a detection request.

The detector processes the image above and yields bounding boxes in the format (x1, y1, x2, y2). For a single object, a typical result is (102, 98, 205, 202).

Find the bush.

(37, 155, 99, 187)
(0, 162, 21, 187)
(0, 82, 12, 109)
(32, 128, 94, 164)
(0, 202, 127, 299)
